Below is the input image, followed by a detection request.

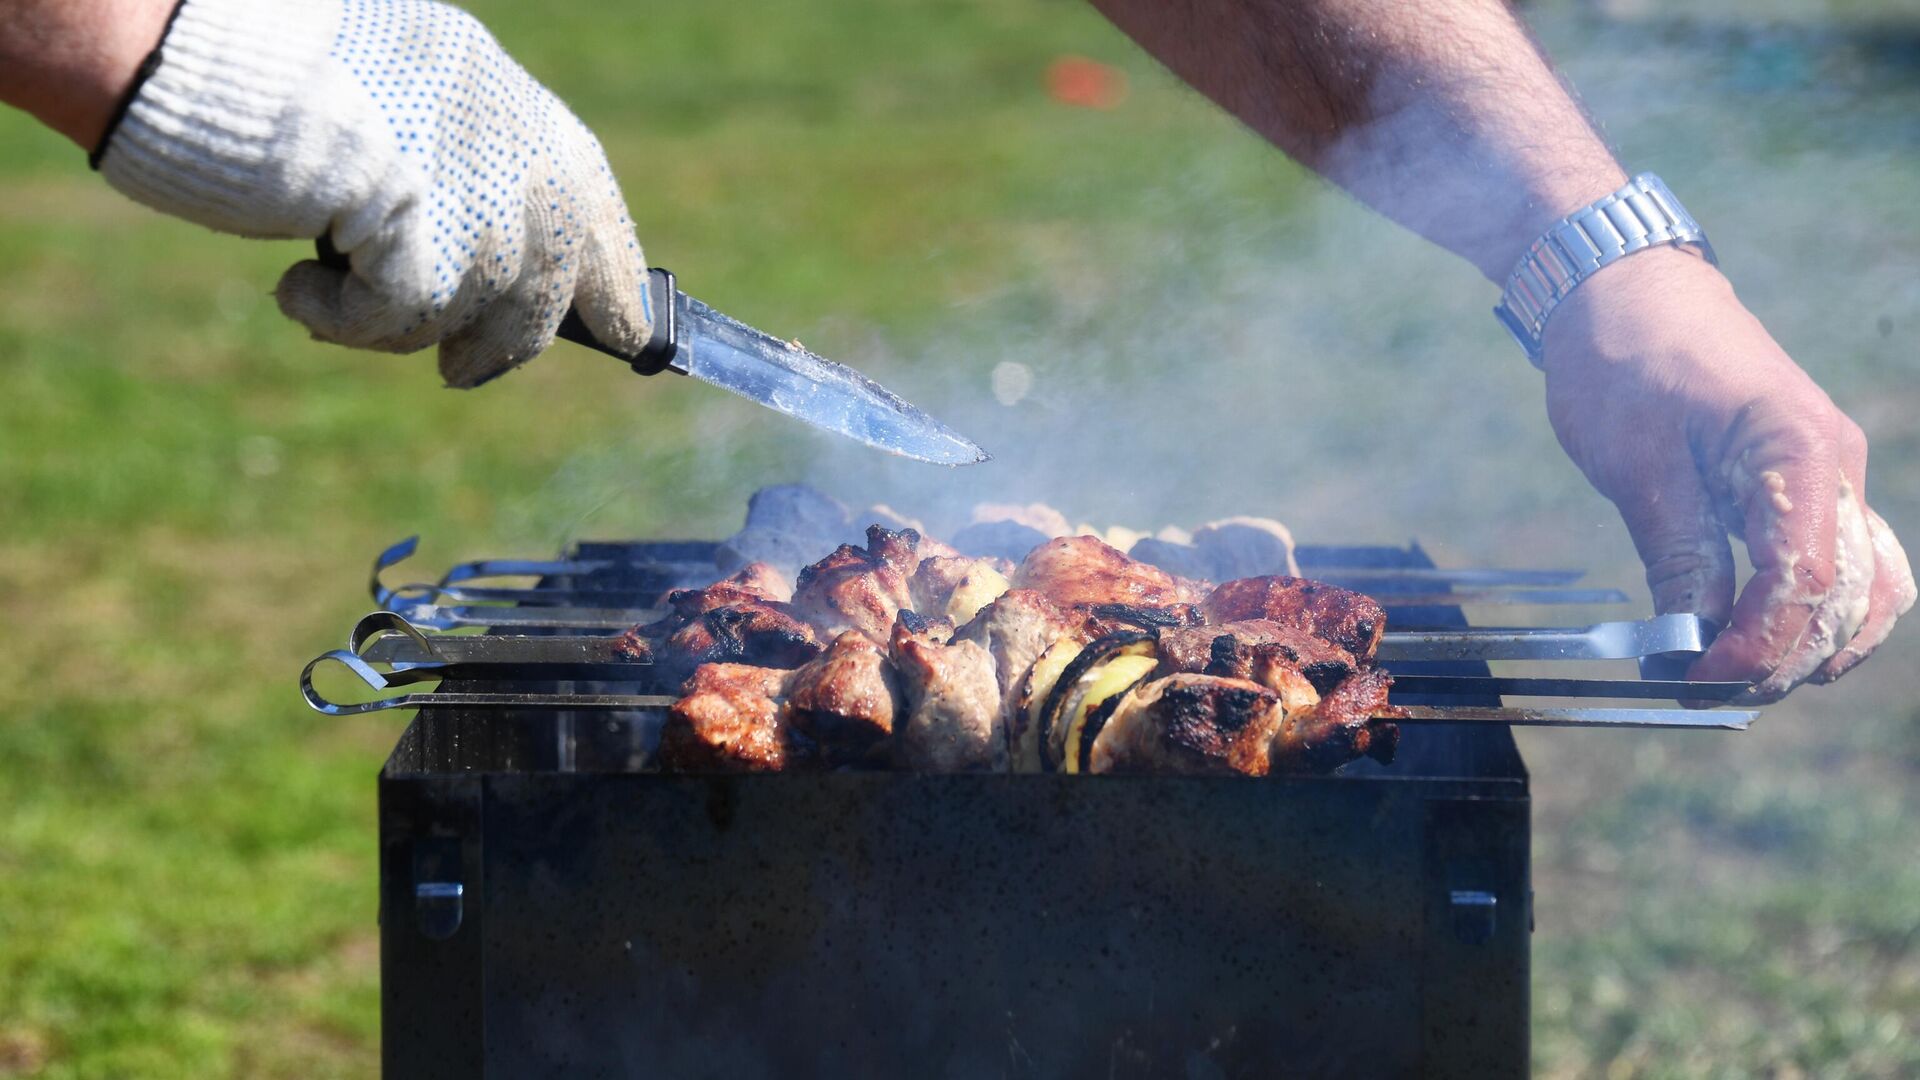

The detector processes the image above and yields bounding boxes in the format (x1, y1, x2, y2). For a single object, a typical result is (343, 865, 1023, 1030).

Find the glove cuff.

(98, 0, 343, 235)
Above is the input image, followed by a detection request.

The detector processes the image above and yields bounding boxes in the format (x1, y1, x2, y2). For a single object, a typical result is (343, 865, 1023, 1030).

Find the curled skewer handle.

(349, 610, 441, 657)
(302, 648, 405, 715)
(298, 645, 677, 717)
(370, 535, 423, 607)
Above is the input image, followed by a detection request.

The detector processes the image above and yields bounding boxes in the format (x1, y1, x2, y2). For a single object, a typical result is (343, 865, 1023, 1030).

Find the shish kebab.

(305, 527, 1760, 774)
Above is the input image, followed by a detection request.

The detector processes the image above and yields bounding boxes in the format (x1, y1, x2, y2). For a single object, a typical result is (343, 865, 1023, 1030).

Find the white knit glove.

(97, 0, 651, 387)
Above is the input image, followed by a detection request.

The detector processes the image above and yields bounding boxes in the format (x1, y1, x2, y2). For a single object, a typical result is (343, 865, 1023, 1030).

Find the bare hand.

(1541, 247, 1914, 701)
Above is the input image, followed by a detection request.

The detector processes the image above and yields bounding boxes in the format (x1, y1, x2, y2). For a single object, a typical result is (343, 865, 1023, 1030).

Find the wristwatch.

(1493, 173, 1716, 368)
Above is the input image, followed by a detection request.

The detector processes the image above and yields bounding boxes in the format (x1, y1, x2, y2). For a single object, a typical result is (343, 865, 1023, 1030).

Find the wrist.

(1493, 173, 1716, 367)
(1469, 167, 1629, 283)
(1537, 244, 1730, 374)
(0, 0, 178, 148)
(97, 0, 345, 236)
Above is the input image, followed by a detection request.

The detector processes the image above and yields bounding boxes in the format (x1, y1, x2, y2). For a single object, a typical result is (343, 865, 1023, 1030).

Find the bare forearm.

(1091, 0, 1626, 280)
(0, 0, 175, 148)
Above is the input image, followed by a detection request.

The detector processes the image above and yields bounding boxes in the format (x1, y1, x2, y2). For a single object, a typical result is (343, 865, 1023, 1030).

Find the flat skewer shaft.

(1388, 674, 1746, 702)
(1393, 705, 1753, 730)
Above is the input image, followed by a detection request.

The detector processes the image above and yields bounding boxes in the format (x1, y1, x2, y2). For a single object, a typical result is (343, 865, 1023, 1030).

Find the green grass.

(1, 1, 1917, 1075)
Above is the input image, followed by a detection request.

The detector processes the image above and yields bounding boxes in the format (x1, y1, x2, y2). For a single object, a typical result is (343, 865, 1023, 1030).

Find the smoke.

(513, 2, 1920, 634)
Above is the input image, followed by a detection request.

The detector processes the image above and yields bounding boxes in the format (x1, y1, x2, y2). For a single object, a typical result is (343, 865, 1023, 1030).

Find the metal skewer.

(311, 611, 1750, 728)
(1393, 706, 1753, 730)
(369, 537, 1622, 612)
(1375, 614, 1711, 662)
(1387, 674, 1745, 701)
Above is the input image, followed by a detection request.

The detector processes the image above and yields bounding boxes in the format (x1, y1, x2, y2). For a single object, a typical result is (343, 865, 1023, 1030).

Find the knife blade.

(314, 239, 988, 465)
(559, 268, 988, 465)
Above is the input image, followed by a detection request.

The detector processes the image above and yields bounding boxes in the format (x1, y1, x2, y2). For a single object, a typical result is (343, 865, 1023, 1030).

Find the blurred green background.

(2, 0, 1917, 1075)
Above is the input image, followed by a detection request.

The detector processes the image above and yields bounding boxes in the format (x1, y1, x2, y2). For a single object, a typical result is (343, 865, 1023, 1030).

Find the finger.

(1811, 424, 1912, 683)
(276, 259, 441, 355)
(1687, 421, 1839, 700)
(436, 248, 577, 388)
(275, 207, 442, 354)
(1813, 504, 1915, 682)
(569, 162, 652, 356)
(1606, 450, 1736, 626)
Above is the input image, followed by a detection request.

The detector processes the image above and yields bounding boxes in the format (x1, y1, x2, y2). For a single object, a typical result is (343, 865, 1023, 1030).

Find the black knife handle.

(312, 235, 680, 375)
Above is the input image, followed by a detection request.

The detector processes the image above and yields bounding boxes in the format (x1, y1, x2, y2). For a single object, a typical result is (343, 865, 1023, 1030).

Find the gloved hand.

(1542, 246, 1915, 702)
(95, 0, 650, 387)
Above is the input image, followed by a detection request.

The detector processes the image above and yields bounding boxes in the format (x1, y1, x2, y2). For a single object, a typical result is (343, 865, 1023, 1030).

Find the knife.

(314, 240, 989, 466)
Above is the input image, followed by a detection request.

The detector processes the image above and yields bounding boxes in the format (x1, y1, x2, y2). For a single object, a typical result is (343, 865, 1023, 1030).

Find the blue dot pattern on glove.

(331, 0, 614, 338)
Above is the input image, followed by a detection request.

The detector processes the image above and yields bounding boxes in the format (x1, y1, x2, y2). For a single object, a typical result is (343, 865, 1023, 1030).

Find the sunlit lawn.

(1, 1, 1916, 1076)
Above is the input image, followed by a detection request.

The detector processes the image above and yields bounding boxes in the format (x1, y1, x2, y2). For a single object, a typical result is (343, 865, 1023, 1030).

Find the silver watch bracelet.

(1493, 173, 1716, 369)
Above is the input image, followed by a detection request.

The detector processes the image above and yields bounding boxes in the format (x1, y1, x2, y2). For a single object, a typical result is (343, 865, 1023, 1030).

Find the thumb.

(1605, 460, 1737, 627)
(568, 148, 653, 356)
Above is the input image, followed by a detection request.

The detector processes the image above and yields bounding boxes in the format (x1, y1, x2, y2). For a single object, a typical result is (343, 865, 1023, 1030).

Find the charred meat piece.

(1270, 667, 1399, 774)
(1086, 674, 1288, 777)
(719, 561, 794, 604)
(1200, 576, 1386, 663)
(614, 562, 800, 662)
(657, 664, 805, 772)
(1079, 602, 1203, 638)
(785, 631, 901, 767)
(658, 562, 793, 615)
(909, 555, 1012, 627)
(890, 611, 1005, 772)
(1015, 535, 1203, 610)
(651, 600, 821, 676)
(792, 525, 925, 642)
(1156, 619, 1361, 693)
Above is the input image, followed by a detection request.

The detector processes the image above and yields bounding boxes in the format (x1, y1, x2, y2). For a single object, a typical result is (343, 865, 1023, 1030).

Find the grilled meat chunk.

(890, 611, 1005, 772)
(1015, 535, 1202, 609)
(1086, 674, 1287, 776)
(661, 562, 792, 612)
(659, 604, 822, 676)
(657, 664, 804, 772)
(1155, 614, 1399, 772)
(785, 631, 901, 766)
(909, 555, 1012, 627)
(719, 561, 793, 604)
(1156, 619, 1361, 693)
(616, 563, 814, 668)
(1079, 602, 1204, 638)
(792, 525, 926, 642)
(1271, 667, 1399, 774)
(1200, 576, 1386, 663)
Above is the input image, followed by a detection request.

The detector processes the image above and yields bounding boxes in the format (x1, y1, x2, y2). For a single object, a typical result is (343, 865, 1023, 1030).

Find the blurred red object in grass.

(1046, 55, 1127, 109)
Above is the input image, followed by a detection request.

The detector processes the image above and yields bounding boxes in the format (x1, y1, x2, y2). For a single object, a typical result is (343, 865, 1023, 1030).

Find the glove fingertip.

(437, 303, 561, 389)
(274, 259, 350, 340)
